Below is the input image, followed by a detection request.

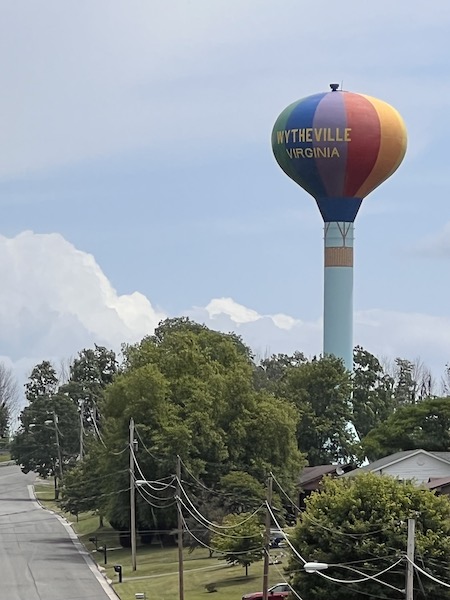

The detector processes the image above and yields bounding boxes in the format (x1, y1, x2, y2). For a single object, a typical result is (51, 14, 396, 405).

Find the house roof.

(425, 476, 450, 490)
(299, 464, 355, 490)
(349, 449, 450, 476)
(300, 465, 338, 486)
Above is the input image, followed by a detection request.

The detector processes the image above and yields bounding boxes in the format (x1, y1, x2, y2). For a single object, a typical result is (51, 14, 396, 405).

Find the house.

(425, 476, 450, 496)
(298, 463, 355, 509)
(346, 449, 450, 484)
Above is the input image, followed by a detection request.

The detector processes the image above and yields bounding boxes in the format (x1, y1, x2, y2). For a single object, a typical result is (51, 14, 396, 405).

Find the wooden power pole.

(262, 475, 273, 600)
(406, 518, 415, 600)
(176, 456, 184, 600)
(130, 418, 137, 571)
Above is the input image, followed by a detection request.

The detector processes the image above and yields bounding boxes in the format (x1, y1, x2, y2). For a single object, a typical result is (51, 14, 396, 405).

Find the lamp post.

(51, 412, 63, 483)
(29, 414, 63, 499)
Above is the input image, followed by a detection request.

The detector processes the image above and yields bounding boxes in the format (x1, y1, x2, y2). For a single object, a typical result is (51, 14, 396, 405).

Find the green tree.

(25, 360, 59, 402)
(392, 358, 419, 405)
(283, 355, 356, 465)
(219, 471, 266, 514)
(93, 319, 303, 537)
(60, 441, 113, 525)
(211, 512, 264, 576)
(254, 352, 306, 393)
(11, 361, 79, 498)
(362, 396, 450, 460)
(352, 346, 395, 439)
(59, 345, 117, 444)
(287, 473, 450, 600)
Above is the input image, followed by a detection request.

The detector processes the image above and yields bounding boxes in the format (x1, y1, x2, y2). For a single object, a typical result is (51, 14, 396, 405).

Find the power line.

(407, 557, 450, 588)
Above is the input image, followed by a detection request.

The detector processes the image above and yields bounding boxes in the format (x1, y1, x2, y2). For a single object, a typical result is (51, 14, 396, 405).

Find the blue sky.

(1, 1, 450, 394)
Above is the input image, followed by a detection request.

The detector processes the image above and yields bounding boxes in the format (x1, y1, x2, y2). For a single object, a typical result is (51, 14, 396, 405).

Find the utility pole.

(79, 399, 84, 460)
(176, 456, 184, 600)
(262, 475, 273, 600)
(406, 518, 415, 600)
(53, 412, 63, 483)
(130, 417, 137, 571)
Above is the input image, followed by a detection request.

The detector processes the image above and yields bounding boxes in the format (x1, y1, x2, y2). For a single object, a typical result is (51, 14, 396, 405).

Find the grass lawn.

(34, 483, 290, 600)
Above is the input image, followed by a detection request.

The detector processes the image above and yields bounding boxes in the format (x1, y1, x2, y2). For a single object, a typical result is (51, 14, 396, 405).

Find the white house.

(348, 449, 450, 484)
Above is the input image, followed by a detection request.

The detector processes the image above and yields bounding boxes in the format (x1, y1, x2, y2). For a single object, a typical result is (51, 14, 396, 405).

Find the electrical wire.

(179, 510, 226, 555)
(135, 485, 177, 509)
(407, 557, 450, 588)
(177, 477, 265, 529)
(89, 408, 128, 455)
(316, 559, 405, 592)
(271, 471, 395, 540)
(269, 561, 304, 600)
(177, 495, 264, 541)
(269, 503, 405, 593)
(266, 504, 306, 564)
(130, 446, 176, 490)
(179, 509, 264, 556)
(179, 456, 216, 494)
(134, 426, 165, 461)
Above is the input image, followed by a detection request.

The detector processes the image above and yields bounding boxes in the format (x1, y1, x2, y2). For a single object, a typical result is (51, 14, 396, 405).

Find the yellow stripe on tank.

(355, 95, 408, 199)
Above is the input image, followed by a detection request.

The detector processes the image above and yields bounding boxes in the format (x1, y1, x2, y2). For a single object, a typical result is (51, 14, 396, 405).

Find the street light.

(303, 562, 328, 573)
(303, 560, 405, 595)
(303, 518, 415, 599)
(29, 413, 64, 499)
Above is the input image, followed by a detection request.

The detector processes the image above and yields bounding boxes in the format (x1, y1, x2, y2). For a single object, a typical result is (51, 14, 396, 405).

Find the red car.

(242, 583, 291, 600)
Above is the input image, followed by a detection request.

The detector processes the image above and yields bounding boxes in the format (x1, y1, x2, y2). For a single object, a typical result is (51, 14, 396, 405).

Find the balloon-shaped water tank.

(272, 86, 407, 370)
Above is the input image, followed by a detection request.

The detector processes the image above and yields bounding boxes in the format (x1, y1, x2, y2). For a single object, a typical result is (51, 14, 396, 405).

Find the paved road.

(0, 464, 117, 600)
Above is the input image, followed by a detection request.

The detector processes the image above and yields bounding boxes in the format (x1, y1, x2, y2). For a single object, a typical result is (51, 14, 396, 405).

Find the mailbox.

(114, 564, 123, 583)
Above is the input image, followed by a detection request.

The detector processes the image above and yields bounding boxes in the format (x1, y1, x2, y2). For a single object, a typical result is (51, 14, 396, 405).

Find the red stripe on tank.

(343, 95, 381, 197)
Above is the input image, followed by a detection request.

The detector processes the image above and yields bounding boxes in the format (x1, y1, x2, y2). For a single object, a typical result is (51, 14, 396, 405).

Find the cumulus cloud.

(193, 299, 450, 375)
(4, 231, 450, 405)
(0, 231, 165, 375)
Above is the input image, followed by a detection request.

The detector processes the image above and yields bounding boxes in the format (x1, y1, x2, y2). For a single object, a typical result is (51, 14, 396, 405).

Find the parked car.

(242, 582, 291, 600)
(269, 529, 289, 548)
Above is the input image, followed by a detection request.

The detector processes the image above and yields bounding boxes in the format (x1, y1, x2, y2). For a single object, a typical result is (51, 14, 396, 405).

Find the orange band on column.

(324, 247, 353, 267)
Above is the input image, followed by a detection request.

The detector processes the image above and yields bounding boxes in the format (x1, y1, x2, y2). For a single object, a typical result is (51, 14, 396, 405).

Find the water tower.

(272, 85, 407, 370)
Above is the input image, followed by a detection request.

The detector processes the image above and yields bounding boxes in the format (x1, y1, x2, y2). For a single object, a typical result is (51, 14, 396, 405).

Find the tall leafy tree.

(352, 346, 395, 439)
(283, 355, 356, 465)
(254, 352, 306, 393)
(25, 360, 59, 402)
(287, 473, 450, 600)
(59, 345, 117, 444)
(11, 361, 79, 497)
(362, 396, 450, 460)
(93, 319, 303, 536)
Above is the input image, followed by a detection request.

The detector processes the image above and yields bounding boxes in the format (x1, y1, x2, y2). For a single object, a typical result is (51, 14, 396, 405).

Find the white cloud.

(206, 298, 261, 324)
(0, 231, 165, 371)
(3, 231, 450, 406)
(194, 300, 450, 376)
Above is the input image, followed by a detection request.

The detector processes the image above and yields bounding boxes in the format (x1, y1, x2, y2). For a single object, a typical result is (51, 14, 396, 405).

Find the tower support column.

(323, 221, 354, 371)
